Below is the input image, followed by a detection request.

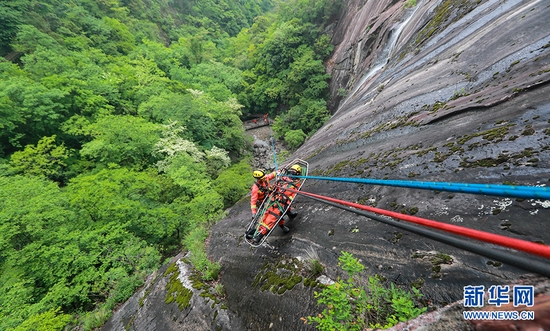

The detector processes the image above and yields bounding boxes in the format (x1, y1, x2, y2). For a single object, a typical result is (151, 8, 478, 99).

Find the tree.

(162, 153, 211, 198)
(13, 308, 72, 331)
(0, 63, 25, 155)
(0, 2, 23, 53)
(287, 45, 330, 100)
(152, 121, 206, 171)
(132, 38, 177, 76)
(15, 46, 120, 119)
(104, 55, 174, 109)
(0, 176, 74, 256)
(9, 135, 70, 183)
(0, 268, 35, 329)
(256, 19, 308, 73)
(0, 75, 68, 151)
(272, 98, 330, 139)
(284, 129, 306, 149)
(137, 92, 195, 124)
(0, 175, 80, 327)
(170, 60, 244, 101)
(66, 167, 181, 245)
(1, 219, 161, 328)
(181, 191, 225, 227)
(205, 146, 231, 178)
(240, 18, 331, 120)
(212, 159, 254, 208)
(192, 94, 247, 154)
(11, 25, 63, 54)
(79, 115, 162, 168)
(140, 92, 247, 155)
(0, 0, 294, 328)
(278, 0, 343, 28)
(102, 16, 136, 55)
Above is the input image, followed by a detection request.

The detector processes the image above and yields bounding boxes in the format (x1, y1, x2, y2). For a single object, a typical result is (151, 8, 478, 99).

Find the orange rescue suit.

(258, 177, 301, 234)
(250, 172, 276, 215)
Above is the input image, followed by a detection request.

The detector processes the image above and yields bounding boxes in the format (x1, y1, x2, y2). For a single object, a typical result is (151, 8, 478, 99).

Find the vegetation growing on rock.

(307, 252, 426, 330)
(253, 258, 306, 295)
(164, 263, 193, 311)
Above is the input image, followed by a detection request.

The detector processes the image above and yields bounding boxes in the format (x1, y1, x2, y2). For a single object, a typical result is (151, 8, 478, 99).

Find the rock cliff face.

(103, 1, 550, 330)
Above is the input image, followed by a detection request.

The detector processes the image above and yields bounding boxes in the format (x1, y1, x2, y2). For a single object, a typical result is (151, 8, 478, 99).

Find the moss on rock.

(164, 262, 193, 311)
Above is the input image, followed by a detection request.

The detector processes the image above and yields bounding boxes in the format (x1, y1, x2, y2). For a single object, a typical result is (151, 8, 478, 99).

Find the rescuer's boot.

(280, 225, 290, 233)
(253, 233, 264, 244)
(288, 209, 298, 219)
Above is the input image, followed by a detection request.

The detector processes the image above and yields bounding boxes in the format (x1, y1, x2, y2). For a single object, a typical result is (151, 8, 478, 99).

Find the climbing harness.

(256, 179, 272, 195)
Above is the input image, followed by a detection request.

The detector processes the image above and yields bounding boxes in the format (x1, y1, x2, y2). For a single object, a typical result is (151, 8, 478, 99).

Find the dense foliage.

(232, 0, 342, 145)
(0, 0, 339, 329)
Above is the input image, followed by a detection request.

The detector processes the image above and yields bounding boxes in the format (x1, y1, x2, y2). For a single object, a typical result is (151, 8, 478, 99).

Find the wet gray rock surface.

(101, 252, 245, 331)
(249, 125, 286, 171)
(103, 0, 550, 330)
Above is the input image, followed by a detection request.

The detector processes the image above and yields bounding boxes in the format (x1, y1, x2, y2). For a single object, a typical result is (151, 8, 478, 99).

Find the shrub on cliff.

(308, 252, 426, 330)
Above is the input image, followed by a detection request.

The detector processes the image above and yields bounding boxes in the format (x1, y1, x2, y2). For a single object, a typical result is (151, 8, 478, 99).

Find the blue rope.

(289, 175, 550, 200)
(270, 135, 278, 174)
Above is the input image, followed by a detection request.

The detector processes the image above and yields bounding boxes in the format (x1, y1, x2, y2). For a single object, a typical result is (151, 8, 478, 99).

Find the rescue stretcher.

(244, 158, 308, 247)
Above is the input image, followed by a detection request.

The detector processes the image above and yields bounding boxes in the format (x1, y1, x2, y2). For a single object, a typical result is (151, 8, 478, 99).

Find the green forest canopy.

(0, 0, 341, 329)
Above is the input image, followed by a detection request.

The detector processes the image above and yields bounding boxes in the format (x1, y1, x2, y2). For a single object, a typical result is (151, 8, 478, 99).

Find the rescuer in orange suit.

(251, 164, 302, 244)
(250, 169, 276, 217)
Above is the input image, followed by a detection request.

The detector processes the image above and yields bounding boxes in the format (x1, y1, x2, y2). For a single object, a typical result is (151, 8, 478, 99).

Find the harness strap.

(280, 177, 299, 188)
(260, 203, 284, 230)
(258, 182, 271, 193)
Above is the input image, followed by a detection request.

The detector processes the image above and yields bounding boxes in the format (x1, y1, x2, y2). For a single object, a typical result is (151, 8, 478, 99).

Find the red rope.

(288, 189, 550, 260)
